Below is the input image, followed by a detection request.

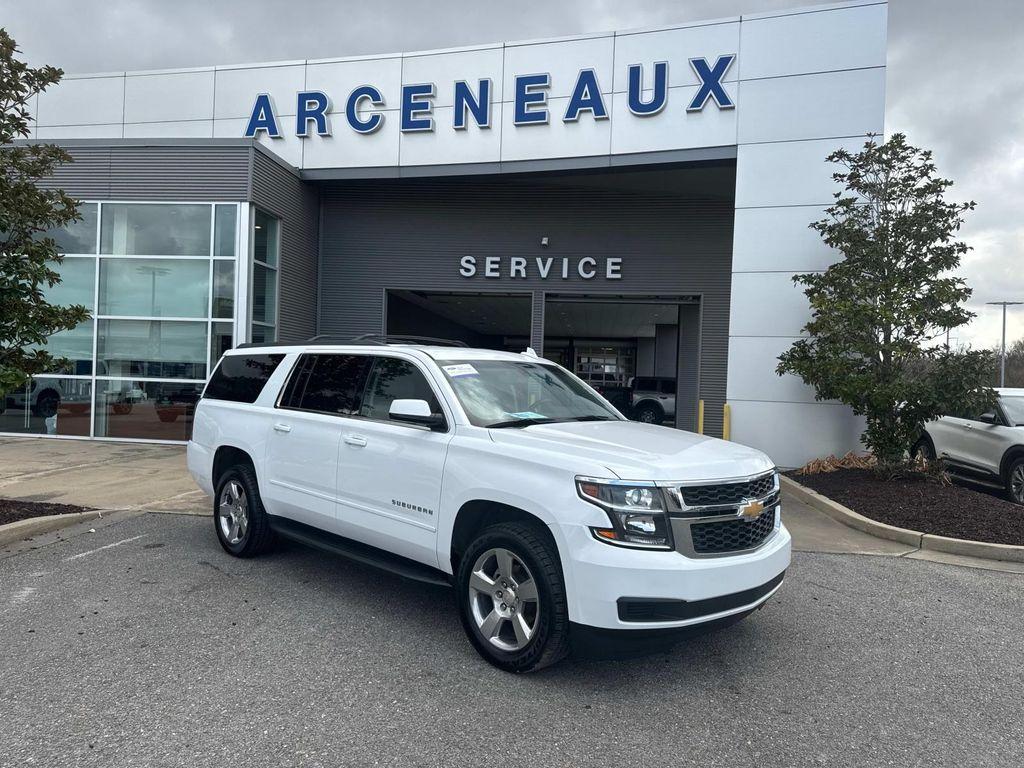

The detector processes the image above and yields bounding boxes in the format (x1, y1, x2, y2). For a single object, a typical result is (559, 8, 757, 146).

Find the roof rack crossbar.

(236, 334, 471, 349)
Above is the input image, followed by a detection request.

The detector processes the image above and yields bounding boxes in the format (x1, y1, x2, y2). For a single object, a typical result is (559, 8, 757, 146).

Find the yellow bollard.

(723, 403, 731, 441)
(697, 400, 705, 435)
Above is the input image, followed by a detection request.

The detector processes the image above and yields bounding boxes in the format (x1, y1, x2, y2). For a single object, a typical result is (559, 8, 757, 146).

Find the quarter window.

(204, 354, 285, 404)
(360, 358, 441, 422)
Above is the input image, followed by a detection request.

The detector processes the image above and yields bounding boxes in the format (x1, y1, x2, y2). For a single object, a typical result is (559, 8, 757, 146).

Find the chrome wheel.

(468, 547, 540, 652)
(218, 480, 249, 545)
(1011, 464, 1024, 504)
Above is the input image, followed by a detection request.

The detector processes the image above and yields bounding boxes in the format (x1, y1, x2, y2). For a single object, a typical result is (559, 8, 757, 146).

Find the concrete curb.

(781, 475, 1024, 564)
(0, 511, 105, 546)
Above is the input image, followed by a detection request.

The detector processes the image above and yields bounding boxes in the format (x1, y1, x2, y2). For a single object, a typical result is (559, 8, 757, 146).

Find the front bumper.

(556, 513, 791, 631)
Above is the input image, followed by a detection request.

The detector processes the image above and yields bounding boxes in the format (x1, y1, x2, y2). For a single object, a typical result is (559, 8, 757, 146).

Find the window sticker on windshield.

(443, 363, 479, 378)
(509, 411, 546, 420)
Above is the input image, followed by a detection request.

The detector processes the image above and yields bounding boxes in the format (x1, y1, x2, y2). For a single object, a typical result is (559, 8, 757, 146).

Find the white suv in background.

(914, 388, 1024, 504)
(187, 336, 790, 671)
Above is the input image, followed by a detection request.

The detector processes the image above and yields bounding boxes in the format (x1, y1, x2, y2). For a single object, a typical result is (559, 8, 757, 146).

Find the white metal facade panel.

(499, 97, 611, 162)
(734, 136, 864, 208)
(609, 84, 737, 154)
(400, 104, 503, 166)
(729, 272, 812, 338)
(124, 70, 215, 123)
(726, 336, 819, 403)
(36, 75, 124, 126)
(214, 64, 306, 120)
(305, 56, 404, 112)
(123, 120, 214, 138)
(611, 22, 740, 92)
(731, 206, 838, 273)
(35, 123, 124, 139)
(727, 400, 866, 469)
(737, 2, 888, 80)
(501, 35, 615, 101)
(402, 47, 504, 108)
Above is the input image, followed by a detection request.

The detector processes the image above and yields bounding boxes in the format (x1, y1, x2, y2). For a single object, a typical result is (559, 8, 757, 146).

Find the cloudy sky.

(4, 0, 1022, 350)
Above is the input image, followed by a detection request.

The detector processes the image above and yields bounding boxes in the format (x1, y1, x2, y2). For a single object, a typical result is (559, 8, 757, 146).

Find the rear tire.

(456, 522, 569, 673)
(214, 464, 275, 557)
(1005, 456, 1024, 506)
(912, 435, 936, 463)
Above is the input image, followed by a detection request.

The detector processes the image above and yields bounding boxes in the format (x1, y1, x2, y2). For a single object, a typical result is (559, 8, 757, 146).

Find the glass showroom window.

(251, 209, 279, 344)
(1, 201, 241, 442)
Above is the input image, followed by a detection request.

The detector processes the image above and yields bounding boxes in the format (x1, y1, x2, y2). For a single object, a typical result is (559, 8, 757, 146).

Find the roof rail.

(235, 334, 470, 350)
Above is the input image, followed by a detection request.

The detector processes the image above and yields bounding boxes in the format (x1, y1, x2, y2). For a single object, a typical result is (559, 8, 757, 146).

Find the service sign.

(242, 56, 736, 140)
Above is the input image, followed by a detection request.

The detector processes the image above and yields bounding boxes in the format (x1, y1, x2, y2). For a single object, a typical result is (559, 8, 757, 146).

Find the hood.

(488, 420, 774, 482)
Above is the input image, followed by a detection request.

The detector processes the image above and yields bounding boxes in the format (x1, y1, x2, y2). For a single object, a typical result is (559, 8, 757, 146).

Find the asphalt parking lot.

(2, 512, 1023, 768)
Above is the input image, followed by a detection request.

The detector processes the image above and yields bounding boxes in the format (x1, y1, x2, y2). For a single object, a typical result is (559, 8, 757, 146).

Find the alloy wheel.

(218, 480, 249, 545)
(1012, 464, 1024, 504)
(468, 547, 540, 652)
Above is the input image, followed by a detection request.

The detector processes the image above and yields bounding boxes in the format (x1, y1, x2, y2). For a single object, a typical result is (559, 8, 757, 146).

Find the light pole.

(987, 301, 1023, 387)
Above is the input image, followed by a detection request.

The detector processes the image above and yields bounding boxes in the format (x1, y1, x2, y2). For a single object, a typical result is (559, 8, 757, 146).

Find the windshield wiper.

(569, 415, 616, 422)
(486, 417, 559, 429)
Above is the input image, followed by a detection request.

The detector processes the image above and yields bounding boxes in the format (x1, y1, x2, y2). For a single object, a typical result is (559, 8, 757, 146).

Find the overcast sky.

(3, 0, 1022, 350)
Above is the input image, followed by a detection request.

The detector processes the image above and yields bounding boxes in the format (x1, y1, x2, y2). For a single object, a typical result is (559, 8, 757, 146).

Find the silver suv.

(630, 377, 676, 424)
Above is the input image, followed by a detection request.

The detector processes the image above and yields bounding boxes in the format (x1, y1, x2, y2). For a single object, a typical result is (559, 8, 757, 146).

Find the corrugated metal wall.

(250, 151, 320, 343)
(37, 144, 252, 200)
(318, 169, 734, 435)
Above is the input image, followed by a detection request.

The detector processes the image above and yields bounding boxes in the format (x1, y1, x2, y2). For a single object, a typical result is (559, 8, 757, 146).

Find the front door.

(335, 355, 452, 567)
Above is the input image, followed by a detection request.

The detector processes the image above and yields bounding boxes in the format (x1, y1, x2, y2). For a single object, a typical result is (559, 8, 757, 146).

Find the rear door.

(262, 353, 371, 533)
(334, 355, 453, 567)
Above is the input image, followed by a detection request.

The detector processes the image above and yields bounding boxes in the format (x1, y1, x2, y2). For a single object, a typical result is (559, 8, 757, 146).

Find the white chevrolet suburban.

(187, 336, 791, 671)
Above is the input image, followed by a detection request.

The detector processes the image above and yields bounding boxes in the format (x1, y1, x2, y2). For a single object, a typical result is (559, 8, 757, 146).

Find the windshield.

(1002, 396, 1024, 426)
(436, 359, 622, 428)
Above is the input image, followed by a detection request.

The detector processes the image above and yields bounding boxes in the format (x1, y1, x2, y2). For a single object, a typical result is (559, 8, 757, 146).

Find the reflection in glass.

(252, 263, 276, 326)
(99, 258, 209, 318)
(100, 204, 211, 256)
(253, 210, 279, 266)
(210, 321, 233, 371)
(250, 325, 274, 344)
(97, 319, 207, 379)
(43, 257, 96, 309)
(0, 378, 91, 436)
(94, 380, 203, 440)
(214, 205, 237, 257)
(212, 261, 235, 319)
(48, 203, 98, 254)
(36, 321, 95, 375)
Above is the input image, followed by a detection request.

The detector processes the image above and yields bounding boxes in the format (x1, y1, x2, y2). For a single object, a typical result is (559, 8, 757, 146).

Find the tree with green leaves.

(0, 28, 89, 398)
(777, 133, 995, 471)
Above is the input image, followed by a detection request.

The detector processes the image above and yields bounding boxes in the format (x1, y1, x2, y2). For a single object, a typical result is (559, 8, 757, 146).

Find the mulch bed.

(790, 468, 1024, 546)
(0, 497, 91, 527)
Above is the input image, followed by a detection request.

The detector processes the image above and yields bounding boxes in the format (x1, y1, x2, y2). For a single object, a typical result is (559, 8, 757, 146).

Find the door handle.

(343, 434, 367, 447)
(273, 423, 292, 433)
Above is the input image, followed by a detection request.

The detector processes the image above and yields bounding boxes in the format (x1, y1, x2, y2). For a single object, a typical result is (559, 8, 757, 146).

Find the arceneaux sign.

(243, 56, 736, 139)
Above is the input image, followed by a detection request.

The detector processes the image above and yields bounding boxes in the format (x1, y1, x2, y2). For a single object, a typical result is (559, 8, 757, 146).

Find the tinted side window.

(203, 354, 285, 403)
(659, 380, 676, 395)
(360, 358, 441, 422)
(633, 378, 655, 391)
(298, 354, 370, 415)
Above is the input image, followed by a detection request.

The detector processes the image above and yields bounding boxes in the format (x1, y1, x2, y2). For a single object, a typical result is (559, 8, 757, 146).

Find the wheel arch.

(634, 399, 664, 416)
(999, 444, 1024, 480)
(212, 444, 256, 491)
(449, 500, 558, 577)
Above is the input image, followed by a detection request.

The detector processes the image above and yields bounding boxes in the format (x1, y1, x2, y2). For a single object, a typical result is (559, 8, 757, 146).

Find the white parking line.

(63, 534, 147, 562)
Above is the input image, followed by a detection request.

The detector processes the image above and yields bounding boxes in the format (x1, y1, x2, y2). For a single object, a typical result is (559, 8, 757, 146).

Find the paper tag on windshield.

(509, 411, 546, 420)
(443, 363, 478, 378)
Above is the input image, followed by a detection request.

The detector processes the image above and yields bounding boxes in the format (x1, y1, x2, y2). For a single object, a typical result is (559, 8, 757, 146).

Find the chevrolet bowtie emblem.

(738, 499, 764, 520)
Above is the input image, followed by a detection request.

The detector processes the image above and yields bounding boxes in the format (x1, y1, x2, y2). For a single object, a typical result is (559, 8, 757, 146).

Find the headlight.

(576, 476, 673, 550)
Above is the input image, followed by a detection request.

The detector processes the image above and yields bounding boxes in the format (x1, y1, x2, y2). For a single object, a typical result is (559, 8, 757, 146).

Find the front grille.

(681, 472, 776, 507)
(690, 505, 777, 554)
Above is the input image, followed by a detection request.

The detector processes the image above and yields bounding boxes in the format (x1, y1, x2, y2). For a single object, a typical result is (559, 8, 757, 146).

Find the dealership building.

(4, 0, 887, 467)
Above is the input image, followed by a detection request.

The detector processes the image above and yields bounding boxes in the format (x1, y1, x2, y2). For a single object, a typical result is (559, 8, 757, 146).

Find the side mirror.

(979, 412, 999, 425)
(389, 399, 446, 430)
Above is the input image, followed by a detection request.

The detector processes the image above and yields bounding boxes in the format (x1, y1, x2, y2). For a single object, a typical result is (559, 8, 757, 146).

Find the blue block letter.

(688, 55, 736, 112)
(296, 91, 331, 137)
(564, 69, 608, 122)
(627, 62, 668, 116)
(346, 86, 385, 134)
(514, 73, 550, 125)
(401, 83, 435, 132)
(454, 79, 492, 130)
(244, 94, 281, 138)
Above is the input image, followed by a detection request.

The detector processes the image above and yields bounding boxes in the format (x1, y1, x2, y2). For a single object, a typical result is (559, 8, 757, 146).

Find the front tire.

(456, 522, 569, 672)
(1006, 457, 1024, 506)
(912, 435, 936, 463)
(635, 404, 663, 424)
(214, 464, 275, 557)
